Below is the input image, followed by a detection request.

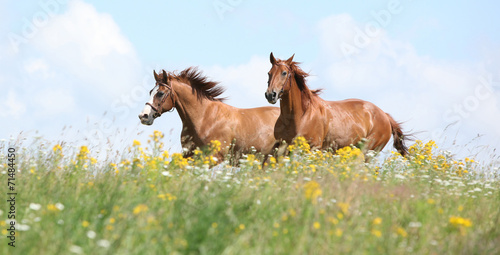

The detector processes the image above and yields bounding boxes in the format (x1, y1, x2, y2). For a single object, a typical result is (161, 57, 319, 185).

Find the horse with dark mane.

(264, 53, 409, 156)
(139, 67, 280, 160)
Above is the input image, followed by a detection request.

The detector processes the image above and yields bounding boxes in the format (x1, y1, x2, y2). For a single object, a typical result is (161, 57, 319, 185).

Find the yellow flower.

(337, 202, 350, 215)
(82, 221, 90, 228)
(372, 217, 382, 225)
(449, 216, 472, 227)
(239, 224, 245, 230)
(133, 204, 148, 215)
(109, 218, 116, 224)
(47, 204, 60, 212)
(209, 140, 222, 152)
(52, 144, 62, 152)
(328, 217, 339, 225)
(281, 214, 289, 222)
(335, 228, 343, 237)
(133, 140, 141, 146)
(77, 146, 90, 161)
(304, 181, 322, 201)
(396, 227, 408, 237)
(162, 150, 170, 160)
(212, 222, 218, 229)
(313, 222, 321, 229)
(371, 229, 382, 237)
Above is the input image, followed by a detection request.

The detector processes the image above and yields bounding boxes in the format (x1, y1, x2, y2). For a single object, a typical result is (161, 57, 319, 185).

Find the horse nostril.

(139, 113, 148, 120)
(272, 91, 277, 99)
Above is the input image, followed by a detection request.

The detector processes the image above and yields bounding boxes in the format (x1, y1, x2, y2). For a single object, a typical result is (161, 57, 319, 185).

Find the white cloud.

(34, 89, 76, 116)
(24, 58, 53, 79)
(315, 14, 500, 156)
(205, 56, 273, 108)
(32, 0, 141, 99)
(0, 0, 143, 143)
(0, 90, 26, 118)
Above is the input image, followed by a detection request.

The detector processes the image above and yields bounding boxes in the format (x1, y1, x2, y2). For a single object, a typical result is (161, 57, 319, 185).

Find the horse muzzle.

(265, 90, 281, 104)
(138, 113, 154, 125)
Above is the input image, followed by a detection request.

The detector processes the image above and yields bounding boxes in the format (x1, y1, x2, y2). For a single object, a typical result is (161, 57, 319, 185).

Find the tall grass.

(1, 132, 499, 254)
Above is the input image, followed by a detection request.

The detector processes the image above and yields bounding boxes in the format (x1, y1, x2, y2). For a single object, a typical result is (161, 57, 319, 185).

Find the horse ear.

(270, 52, 277, 65)
(154, 70, 160, 81)
(162, 70, 168, 82)
(286, 54, 295, 64)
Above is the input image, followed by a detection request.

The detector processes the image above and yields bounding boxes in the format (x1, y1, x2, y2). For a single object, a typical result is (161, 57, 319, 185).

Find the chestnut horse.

(139, 67, 280, 160)
(264, 53, 409, 156)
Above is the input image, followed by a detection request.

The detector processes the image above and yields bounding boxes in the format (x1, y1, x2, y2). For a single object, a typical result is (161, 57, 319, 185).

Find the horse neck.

(171, 81, 214, 129)
(279, 78, 306, 121)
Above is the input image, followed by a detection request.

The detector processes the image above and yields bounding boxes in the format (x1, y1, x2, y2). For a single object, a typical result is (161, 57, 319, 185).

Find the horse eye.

(282, 71, 287, 76)
(157, 91, 164, 97)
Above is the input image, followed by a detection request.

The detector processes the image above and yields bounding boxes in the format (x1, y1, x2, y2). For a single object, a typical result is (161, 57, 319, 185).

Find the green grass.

(1, 133, 499, 255)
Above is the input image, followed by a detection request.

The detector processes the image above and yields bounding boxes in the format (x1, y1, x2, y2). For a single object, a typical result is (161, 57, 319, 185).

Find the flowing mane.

(277, 60, 322, 107)
(281, 60, 322, 95)
(165, 67, 226, 102)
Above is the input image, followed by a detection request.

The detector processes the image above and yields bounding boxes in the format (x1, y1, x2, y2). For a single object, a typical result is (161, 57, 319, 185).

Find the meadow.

(1, 131, 499, 255)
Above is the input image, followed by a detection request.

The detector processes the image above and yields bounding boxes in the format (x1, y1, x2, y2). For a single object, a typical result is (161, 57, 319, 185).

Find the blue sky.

(1, 0, 499, 162)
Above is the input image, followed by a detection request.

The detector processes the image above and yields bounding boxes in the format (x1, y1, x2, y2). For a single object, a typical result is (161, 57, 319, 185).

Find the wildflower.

(449, 216, 472, 235)
(69, 245, 83, 254)
(212, 222, 218, 229)
(396, 227, 408, 237)
(337, 202, 350, 215)
(371, 229, 382, 237)
(133, 140, 141, 146)
(304, 181, 322, 202)
(328, 217, 339, 225)
(53, 144, 62, 153)
(47, 204, 62, 212)
(97, 239, 110, 248)
(170, 153, 188, 169)
(133, 204, 148, 215)
(82, 221, 90, 228)
(87, 230, 96, 239)
(372, 217, 382, 225)
(313, 222, 321, 229)
(18, 224, 30, 231)
(209, 140, 222, 152)
(29, 203, 42, 211)
(281, 214, 288, 222)
(162, 150, 169, 160)
(335, 228, 343, 237)
(77, 146, 90, 161)
(239, 224, 245, 230)
(449, 216, 472, 227)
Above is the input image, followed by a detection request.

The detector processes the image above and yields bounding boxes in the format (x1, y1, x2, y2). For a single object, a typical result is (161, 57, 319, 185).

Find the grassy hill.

(1, 131, 499, 254)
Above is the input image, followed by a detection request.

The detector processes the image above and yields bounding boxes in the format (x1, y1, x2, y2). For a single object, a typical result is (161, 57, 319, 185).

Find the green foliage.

(1, 132, 499, 255)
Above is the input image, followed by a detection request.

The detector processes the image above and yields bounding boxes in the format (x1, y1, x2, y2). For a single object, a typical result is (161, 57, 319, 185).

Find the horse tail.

(386, 114, 410, 157)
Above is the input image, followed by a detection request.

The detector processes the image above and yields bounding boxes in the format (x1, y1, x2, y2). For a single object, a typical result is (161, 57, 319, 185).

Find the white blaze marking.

(140, 85, 159, 117)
